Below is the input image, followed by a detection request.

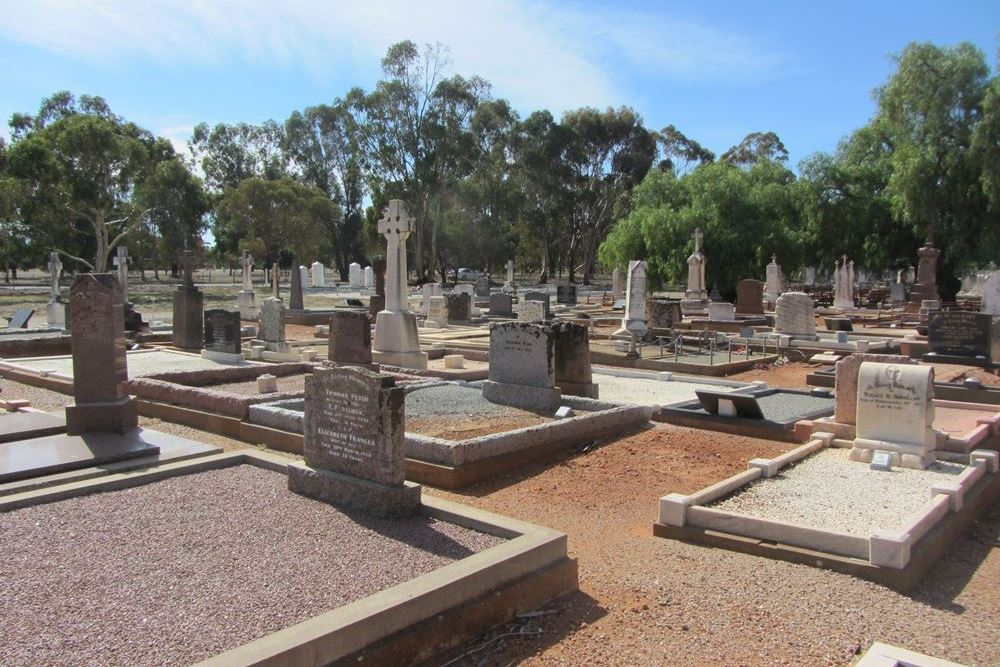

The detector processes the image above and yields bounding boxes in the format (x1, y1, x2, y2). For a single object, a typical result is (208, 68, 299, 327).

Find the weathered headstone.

(290, 263, 305, 310)
(552, 321, 597, 398)
(425, 296, 448, 328)
(202, 309, 243, 362)
(255, 297, 289, 353)
(774, 292, 816, 337)
(363, 266, 374, 289)
(371, 200, 427, 369)
(172, 250, 203, 350)
(708, 302, 736, 322)
(475, 275, 491, 297)
(46, 251, 66, 327)
(65, 274, 138, 434)
(519, 299, 547, 322)
(489, 292, 513, 316)
(850, 362, 936, 469)
(735, 279, 764, 315)
(349, 262, 363, 288)
(522, 291, 551, 320)
(288, 366, 420, 517)
(421, 283, 444, 315)
(328, 311, 372, 366)
(617, 260, 648, 335)
(833, 256, 855, 311)
(646, 299, 681, 330)
(611, 267, 624, 302)
(926, 311, 992, 362)
(834, 353, 915, 425)
(444, 292, 472, 324)
(803, 266, 816, 286)
(482, 322, 561, 412)
(310, 261, 325, 287)
(503, 260, 516, 293)
(556, 285, 577, 305)
(271, 262, 280, 299)
(238, 250, 258, 320)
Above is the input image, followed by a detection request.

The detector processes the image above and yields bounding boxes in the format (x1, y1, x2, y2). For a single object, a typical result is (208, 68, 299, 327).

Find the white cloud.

(0, 0, 788, 116)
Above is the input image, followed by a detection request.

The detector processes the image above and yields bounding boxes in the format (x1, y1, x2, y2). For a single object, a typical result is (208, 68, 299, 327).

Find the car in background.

(456, 267, 482, 282)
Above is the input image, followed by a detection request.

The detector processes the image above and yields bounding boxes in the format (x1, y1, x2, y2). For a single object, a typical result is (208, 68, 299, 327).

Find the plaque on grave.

(203, 309, 241, 355)
(926, 311, 991, 360)
(556, 285, 577, 305)
(288, 366, 420, 517)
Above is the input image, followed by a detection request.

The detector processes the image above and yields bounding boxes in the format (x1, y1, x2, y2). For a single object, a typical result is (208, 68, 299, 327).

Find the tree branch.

(55, 249, 95, 271)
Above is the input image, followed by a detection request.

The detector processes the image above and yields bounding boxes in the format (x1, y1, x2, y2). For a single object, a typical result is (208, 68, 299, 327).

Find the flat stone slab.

(0, 431, 160, 483)
(0, 411, 66, 444)
(1, 348, 258, 381)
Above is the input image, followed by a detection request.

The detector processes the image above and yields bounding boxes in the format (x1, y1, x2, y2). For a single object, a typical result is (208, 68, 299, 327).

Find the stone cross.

(48, 252, 62, 298)
(693, 227, 703, 253)
(241, 250, 254, 291)
(113, 245, 129, 302)
(181, 250, 196, 287)
(378, 199, 412, 313)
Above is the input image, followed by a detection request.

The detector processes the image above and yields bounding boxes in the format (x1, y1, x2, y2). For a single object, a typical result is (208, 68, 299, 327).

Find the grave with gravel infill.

(0, 450, 577, 667)
(655, 435, 1000, 591)
(592, 368, 758, 417)
(249, 382, 651, 488)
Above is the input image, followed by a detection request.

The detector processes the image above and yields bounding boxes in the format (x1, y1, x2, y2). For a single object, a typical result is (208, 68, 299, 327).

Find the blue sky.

(0, 1, 997, 170)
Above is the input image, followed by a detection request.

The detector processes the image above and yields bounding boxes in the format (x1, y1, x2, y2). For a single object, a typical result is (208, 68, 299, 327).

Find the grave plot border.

(591, 367, 761, 419)
(0, 449, 578, 667)
(246, 387, 653, 489)
(807, 366, 1000, 406)
(589, 348, 779, 377)
(653, 435, 1000, 592)
(656, 388, 834, 443)
(126, 362, 314, 419)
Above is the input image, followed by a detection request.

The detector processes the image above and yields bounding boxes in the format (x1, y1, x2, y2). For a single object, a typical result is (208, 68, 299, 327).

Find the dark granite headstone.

(444, 292, 472, 323)
(556, 285, 577, 305)
(735, 280, 764, 315)
(373, 256, 386, 297)
(203, 309, 241, 354)
(489, 293, 513, 316)
(290, 263, 304, 310)
(368, 294, 385, 319)
(65, 274, 138, 435)
(287, 366, 420, 517)
(328, 311, 372, 365)
(825, 317, 854, 332)
(696, 389, 764, 419)
(172, 285, 204, 350)
(522, 291, 551, 319)
(927, 311, 992, 360)
(8, 308, 34, 329)
(552, 321, 597, 398)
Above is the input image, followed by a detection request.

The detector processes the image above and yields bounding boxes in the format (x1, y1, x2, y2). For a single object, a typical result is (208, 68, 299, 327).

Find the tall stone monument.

(290, 261, 305, 310)
(681, 228, 709, 314)
(288, 366, 421, 518)
(614, 260, 648, 355)
(172, 250, 203, 350)
(238, 250, 258, 320)
(764, 254, 784, 309)
(65, 274, 138, 434)
(907, 226, 940, 313)
(371, 200, 428, 370)
(46, 251, 66, 327)
(833, 256, 855, 311)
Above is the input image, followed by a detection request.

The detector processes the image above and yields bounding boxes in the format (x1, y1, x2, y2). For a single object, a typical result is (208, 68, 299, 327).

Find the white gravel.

(712, 448, 967, 535)
(0, 465, 505, 667)
(3, 348, 255, 379)
(595, 374, 745, 406)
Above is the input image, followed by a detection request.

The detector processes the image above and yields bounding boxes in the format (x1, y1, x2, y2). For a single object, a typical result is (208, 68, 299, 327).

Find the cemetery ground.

(2, 373, 998, 666)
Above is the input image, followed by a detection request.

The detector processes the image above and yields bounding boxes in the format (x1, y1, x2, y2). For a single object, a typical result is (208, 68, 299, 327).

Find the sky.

(0, 0, 997, 170)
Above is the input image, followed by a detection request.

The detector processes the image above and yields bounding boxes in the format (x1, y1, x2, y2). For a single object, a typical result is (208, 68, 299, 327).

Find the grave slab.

(0, 431, 159, 483)
(0, 411, 66, 444)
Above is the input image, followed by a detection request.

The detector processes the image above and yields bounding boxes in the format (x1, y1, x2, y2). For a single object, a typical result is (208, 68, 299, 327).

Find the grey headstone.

(556, 285, 577, 305)
(8, 308, 34, 329)
(203, 309, 241, 354)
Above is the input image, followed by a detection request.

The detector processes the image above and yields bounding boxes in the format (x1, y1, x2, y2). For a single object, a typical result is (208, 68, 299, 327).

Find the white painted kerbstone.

(443, 354, 464, 369)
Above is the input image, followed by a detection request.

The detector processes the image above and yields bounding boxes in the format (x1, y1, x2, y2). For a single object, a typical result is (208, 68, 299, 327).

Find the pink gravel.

(0, 465, 505, 667)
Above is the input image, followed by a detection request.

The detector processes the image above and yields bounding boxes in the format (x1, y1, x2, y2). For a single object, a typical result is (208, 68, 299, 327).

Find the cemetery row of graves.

(0, 200, 998, 666)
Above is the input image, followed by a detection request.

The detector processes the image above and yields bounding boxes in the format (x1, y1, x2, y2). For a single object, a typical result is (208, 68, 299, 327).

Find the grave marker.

(556, 285, 577, 305)
(774, 292, 816, 337)
(553, 321, 597, 398)
(238, 250, 258, 320)
(288, 366, 420, 517)
(482, 322, 561, 412)
(202, 309, 243, 362)
(172, 250, 203, 350)
(328, 311, 372, 366)
(46, 252, 66, 327)
(925, 311, 992, 362)
(735, 279, 764, 315)
(489, 292, 513, 316)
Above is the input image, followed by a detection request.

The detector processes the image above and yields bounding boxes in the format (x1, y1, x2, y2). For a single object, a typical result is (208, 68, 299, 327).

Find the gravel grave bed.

(0, 464, 505, 667)
(595, 374, 743, 406)
(5, 348, 254, 379)
(405, 383, 553, 440)
(711, 448, 966, 535)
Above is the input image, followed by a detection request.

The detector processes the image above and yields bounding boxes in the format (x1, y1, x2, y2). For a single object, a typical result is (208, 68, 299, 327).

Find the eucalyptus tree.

(189, 120, 287, 192)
